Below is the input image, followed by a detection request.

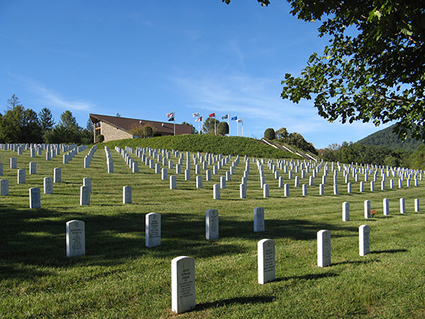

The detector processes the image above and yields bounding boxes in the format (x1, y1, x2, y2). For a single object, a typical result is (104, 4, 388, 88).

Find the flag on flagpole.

(222, 114, 228, 120)
(166, 112, 175, 118)
(195, 116, 203, 122)
(231, 115, 238, 121)
(168, 117, 174, 121)
(209, 112, 215, 117)
(236, 118, 243, 123)
(192, 112, 200, 117)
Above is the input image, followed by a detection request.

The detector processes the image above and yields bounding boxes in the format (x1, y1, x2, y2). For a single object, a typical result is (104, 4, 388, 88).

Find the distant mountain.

(357, 124, 424, 151)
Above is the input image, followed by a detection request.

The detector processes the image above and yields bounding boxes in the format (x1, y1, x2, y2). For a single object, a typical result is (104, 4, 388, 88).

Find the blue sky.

(0, 1, 390, 149)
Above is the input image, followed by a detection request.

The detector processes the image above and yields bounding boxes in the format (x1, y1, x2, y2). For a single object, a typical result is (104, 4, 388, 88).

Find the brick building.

(89, 114, 192, 142)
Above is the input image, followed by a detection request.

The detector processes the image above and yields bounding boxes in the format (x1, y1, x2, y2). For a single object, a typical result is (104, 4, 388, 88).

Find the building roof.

(89, 113, 192, 136)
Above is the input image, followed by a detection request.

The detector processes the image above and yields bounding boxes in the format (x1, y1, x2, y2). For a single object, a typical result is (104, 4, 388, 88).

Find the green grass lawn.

(1, 143, 424, 318)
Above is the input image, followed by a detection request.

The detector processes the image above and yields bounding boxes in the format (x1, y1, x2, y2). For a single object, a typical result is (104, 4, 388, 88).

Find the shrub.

(264, 128, 276, 140)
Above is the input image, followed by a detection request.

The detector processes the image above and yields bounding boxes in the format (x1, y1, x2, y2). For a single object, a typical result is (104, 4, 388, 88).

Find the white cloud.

(11, 74, 95, 112)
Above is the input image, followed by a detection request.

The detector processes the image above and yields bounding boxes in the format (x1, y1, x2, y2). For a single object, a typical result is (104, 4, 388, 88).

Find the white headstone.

(29, 187, 41, 209)
(206, 209, 219, 240)
(317, 230, 331, 267)
(258, 239, 275, 285)
(284, 184, 290, 197)
(43, 177, 53, 194)
(414, 198, 420, 212)
(170, 175, 177, 189)
(171, 256, 196, 314)
(17, 169, 26, 184)
(254, 207, 265, 232)
(54, 167, 61, 183)
(240, 183, 246, 198)
(383, 198, 389, 215)
(220, 176, 226, 189)
(213, 184, 220, 200)
(66, 220, 85, 257)
(359, 225, 370, 256)
(196, 175, 202, 189)
(83, 177, 92, 193)
(400, 198, 405, 214)
(123, 186, 132, 204)
(263, 184, 269, 198)
(80, 185, 90, 205)
(29, 162, 36, 175)
(10, 157, 17, 169)
(364, 200, 370, 219)
(1, 179, 9, 196)
(342, 202, 350, 221)
(145, 212, 161, 247)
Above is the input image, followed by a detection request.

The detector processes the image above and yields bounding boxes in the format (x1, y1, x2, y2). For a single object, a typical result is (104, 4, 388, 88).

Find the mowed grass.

(1, 144, 424, 318)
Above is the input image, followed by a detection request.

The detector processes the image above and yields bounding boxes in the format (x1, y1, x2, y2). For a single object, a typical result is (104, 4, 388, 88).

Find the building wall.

(101, 121, 133, 142)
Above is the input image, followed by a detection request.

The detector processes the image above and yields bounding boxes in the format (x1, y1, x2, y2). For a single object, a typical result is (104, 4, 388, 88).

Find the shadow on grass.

(370, 249, 408, 254)
(1, 206, 358, 278)
(195, 295, 276, 311)
(276, 272, 339, 282)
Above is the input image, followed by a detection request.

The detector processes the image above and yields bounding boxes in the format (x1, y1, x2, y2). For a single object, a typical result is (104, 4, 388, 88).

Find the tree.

(275, 127, 289, 139)
(224, 1, 425, 141)
(6, 94, 20, 109)
(202, 117, 219, 135)
(0, 103, 42, 143)
(39, 107, 55, 134)
(217, 122, 229, 136)
(129, 122, 156, 138)
(264, 128, 275, 140)
(45, 110, 82, 144)
(279, 0, 425, 141)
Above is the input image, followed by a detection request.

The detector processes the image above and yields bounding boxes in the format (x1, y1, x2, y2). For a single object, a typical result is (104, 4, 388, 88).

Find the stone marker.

(400, 198, 405, 214)
(414, 198, 420, 212)
(333, 184, 338, 195)
(10, 157, 17, 169)
(240, 183, 246, 198)
(220, 176, 226, 189)
(171, 256, 196, 314)
(359, 225, 370, 256)
(29, 162, 36, 175)
(66, 220, 85, 257)
(185, 169, 190, 181)
(317, 230, 331, 267)
(123, 186, 132, 204)
(213, 184, 220, 200)
(170, 175, 177, 189)
(43, 177, 53, 194)
(196, 175, 202, 189)
(254, 207, 265, 232)
(258, 239, 275, 284)
(54, 167, 61, 183)
(0, 164, 3, 176)
(263, 184, 269, 198)
(29, 187, 41, 209)
(80, 185, 90, 205)
(347, 182, 352, 194)
(319, 184, 324, 195)
(83, 177, 92, 193)
(206, 209, 219, 240)
(364, 200, 370, 219)
(1, 179, 9, 196)
(17, 169, 26, 184)
(342, 202, 350, 221)
(383, 198, 389, 215)
(146, 212, 161, 247)
(284, 183, 290, 197)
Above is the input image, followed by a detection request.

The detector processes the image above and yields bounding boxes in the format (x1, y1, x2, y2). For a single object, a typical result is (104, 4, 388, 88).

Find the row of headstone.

(317, 227, 371, 267)
(105, 146, 114, 173)
(84, 145, 97, 168)
(342, 198, 420, 221)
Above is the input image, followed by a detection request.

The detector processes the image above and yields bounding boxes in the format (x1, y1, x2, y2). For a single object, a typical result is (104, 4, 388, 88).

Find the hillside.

(101, 134, 301, 159)
(357, 124, 424, 151)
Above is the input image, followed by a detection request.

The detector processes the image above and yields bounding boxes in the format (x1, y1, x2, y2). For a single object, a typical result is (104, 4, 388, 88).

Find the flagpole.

(173, 111, 176, 135)
(227, 114, 230, 136)
(215, 115, 217, 135)
(242, 119, 244, 137)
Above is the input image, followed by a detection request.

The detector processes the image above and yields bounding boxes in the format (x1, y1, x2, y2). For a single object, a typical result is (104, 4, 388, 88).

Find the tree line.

(319, 142, 425, 170)
(0, 95, 92, 144)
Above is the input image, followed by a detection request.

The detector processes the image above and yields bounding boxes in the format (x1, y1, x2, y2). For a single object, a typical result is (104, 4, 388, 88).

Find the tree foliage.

(217, 121, 229, 136)
(264, 128, 276, 140)
(224, 0, 425, 141)
(202, 117, 220, 135)
(279, 0, 425, 141)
